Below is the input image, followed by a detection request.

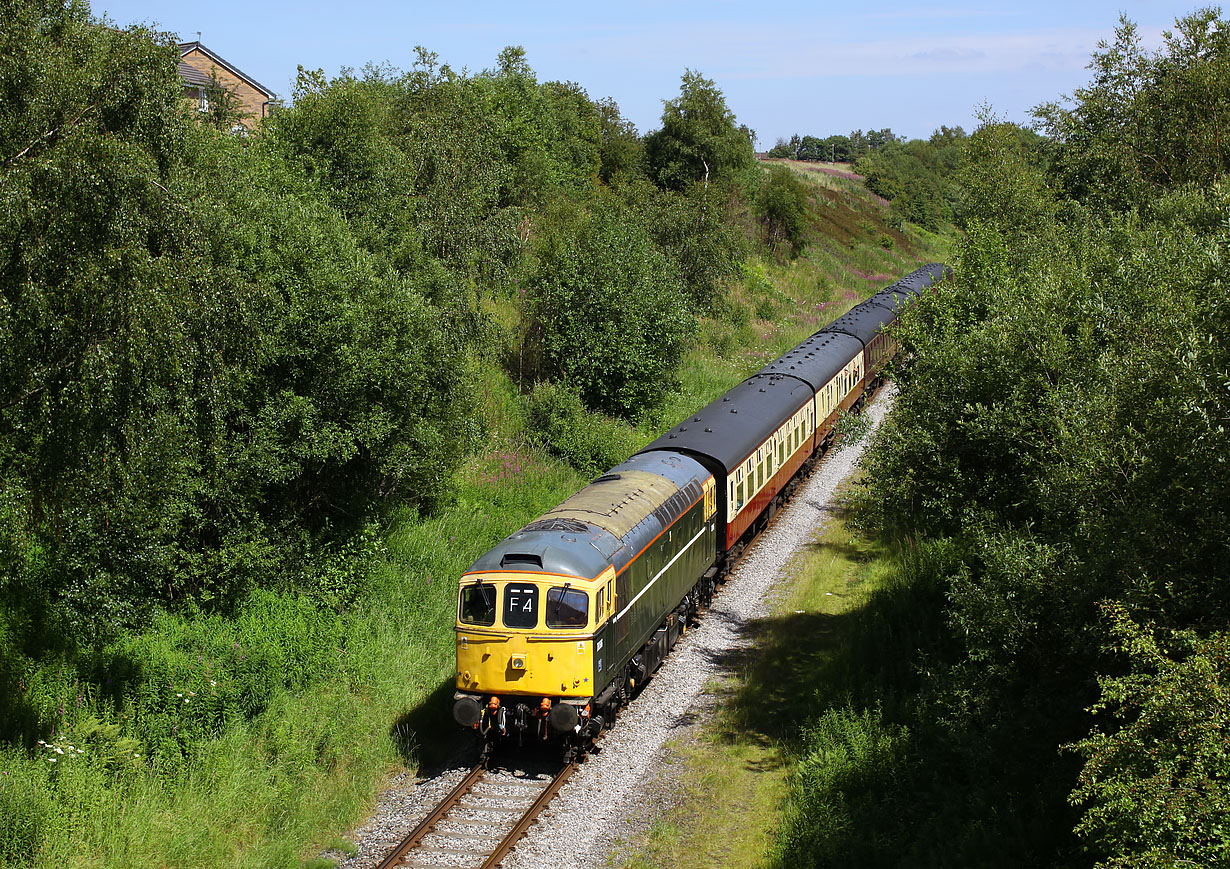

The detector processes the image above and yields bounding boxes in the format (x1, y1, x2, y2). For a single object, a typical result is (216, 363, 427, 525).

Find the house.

(178, 40, 277, 130)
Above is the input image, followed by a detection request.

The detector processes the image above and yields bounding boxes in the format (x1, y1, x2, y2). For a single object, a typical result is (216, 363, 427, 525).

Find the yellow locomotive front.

(452, 566, 614, 747)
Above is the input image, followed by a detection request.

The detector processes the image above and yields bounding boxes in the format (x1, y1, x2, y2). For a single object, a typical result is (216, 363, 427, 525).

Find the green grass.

(607, 497, 899, 869)
(0, 165, 955, 868)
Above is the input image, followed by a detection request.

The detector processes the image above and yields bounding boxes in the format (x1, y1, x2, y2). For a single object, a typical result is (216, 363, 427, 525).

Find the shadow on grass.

(702, 537, 1080, 868)
(389, 676, 475, 776)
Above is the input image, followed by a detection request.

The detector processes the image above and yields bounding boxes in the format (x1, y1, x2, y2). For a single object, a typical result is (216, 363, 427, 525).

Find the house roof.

(177, 61, 212, 89)
(177, 41, 276, 99)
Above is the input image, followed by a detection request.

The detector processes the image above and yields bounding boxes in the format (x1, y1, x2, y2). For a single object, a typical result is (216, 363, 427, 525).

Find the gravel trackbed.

(327, 388, 895, 869)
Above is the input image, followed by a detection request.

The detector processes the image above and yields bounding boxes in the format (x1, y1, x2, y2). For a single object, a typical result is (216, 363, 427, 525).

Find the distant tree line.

(765, 128, 902, 162)
(766, 126, 976, 231)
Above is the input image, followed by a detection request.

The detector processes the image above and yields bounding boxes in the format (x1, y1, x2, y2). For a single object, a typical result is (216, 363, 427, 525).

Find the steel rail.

(481, 760, 577, 868)
(375, 762, 487, 869)
(375, 760, 577, 869)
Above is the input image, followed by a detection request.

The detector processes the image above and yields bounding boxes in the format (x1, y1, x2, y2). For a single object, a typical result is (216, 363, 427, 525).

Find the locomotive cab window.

(546, 586, 588, 628)
(503, 584, 539, 628)
(459, 584, 496, 626)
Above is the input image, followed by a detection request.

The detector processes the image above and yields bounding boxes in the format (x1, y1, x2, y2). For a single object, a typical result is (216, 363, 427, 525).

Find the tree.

(521, 199, 694, 417)
(596, 97, 643, 183)
(644, 69, 756, 191)
(201, 69, 252, 132)
(0, 2, 481, 639)
(1034, 9, 1230, 214)
(756, 165, 810, 254)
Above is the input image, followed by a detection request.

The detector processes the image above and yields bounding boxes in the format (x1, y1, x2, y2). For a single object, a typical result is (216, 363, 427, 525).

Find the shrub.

(521, 198, 694, 417)
(524, 381, 641, 477)
(756, 165, 810, 255)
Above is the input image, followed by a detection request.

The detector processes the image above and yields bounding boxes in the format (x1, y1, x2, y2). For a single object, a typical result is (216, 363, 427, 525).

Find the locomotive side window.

(546, 586, 588, 628)
(596, 587, 605, 624)
(459, 584, 496, 626)
(502, 584, 539, 628)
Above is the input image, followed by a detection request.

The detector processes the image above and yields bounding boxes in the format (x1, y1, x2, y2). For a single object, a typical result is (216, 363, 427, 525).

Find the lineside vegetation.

(0, 0, 948, 864)
(774, 8, 1230, 868)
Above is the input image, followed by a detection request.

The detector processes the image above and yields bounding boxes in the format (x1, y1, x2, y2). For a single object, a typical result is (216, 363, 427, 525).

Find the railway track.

(376, 758, 578, 869)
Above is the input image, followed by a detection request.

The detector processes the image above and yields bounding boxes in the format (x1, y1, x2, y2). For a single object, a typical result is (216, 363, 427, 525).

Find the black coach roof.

(638, 374, 813, 473)
(872, 262, 950, 309)
(753, 331, 864, 393)
(819, 301, 898, 346)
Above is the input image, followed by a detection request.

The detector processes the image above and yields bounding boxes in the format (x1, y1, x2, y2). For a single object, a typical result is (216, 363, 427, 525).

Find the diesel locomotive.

(452, 263, 951, 759)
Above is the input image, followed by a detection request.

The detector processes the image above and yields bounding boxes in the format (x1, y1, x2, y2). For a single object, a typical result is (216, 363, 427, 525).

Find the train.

(452, 263, 951, 760)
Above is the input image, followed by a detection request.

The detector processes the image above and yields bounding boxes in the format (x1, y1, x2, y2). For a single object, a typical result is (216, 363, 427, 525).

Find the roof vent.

(705, 427, 712, 432)
(501, 553, 543, 569)
(594, 473, 622, 483)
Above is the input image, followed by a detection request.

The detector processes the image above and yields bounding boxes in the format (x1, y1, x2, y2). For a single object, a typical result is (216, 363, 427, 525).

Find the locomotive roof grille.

(522, 517, 591, 534)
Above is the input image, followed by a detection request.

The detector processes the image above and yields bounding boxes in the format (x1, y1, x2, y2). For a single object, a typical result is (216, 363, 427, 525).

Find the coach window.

(503, 584, 539, 628)
(546, 586, 588, 628)
(459, 584, 496, 626)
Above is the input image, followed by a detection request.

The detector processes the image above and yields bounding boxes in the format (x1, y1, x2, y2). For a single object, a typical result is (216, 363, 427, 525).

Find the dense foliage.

(854, 128, 970, 229)
(521, 198, 695, 417)
(1, 1, 818, 862)
(644, 69, 757, 191)
(0, 2, 480, 653)
(792, 9, 1230, 867)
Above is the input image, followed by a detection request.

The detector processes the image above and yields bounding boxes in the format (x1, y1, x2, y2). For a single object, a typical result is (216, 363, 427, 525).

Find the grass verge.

(607, 490, 899, 869)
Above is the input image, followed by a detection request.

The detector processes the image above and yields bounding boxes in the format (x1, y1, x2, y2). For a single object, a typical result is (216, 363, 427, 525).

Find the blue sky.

(98, 1, 1206, 145)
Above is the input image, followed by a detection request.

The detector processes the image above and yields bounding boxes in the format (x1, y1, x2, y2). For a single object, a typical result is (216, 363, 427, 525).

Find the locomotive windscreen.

(503, 584, 539, 628)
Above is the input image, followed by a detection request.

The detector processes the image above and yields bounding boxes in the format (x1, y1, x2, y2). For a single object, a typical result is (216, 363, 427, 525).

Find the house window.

(197, 87, 209, 112)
